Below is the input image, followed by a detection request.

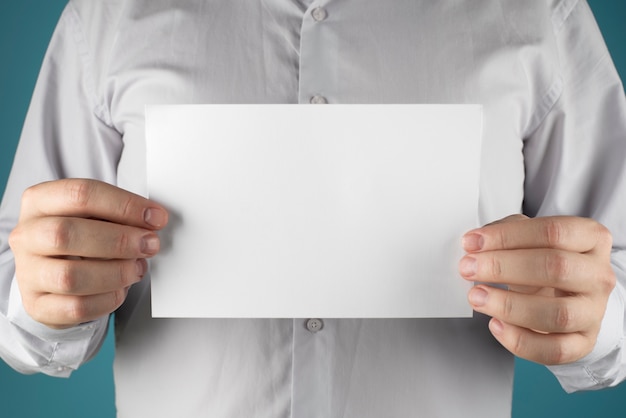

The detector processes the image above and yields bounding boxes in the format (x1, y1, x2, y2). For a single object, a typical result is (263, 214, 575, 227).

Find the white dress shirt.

(1, 0, 626, 417)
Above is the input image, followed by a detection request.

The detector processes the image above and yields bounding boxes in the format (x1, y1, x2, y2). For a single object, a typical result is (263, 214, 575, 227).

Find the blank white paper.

(146, 104, 482, 318)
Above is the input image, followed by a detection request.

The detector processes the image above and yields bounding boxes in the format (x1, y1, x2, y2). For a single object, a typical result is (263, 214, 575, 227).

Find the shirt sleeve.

(0, 3, 122, 377)
(523, 0, 626, 392)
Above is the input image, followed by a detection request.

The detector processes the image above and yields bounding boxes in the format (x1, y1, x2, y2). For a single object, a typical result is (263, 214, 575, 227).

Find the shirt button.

(306, 318, 324, 333)
(310, 95, 328, 104)
(311, 7, 328, 22)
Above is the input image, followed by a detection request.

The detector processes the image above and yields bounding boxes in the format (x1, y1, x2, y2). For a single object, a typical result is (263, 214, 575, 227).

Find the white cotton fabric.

(1, 0, 626, 417)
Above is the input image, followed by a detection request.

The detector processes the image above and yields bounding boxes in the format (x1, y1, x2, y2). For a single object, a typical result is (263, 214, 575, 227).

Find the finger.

(483, 214, 528, 226)
(21, 257, 147, 296)
(14, 217, 160, 259)
(459, 249, 609, 293)
(23, 288, 129, 329)
(462, 216, 612, 254)
(20, 179, 168, 230)
(467, 285, 600, 333)
(487, 318, 595, 365)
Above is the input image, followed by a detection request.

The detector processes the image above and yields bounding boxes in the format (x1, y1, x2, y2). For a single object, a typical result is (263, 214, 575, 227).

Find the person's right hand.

(8, 179, 168, 329)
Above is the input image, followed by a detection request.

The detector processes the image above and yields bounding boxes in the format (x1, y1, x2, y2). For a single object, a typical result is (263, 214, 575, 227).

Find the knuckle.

(543, 219, 564, 248)
(25, 295, 59, 327)
(496, 228, 509, 249)
(112, 288, 127, 310)
(64, 297, 90, 324)
(501, 291, 515, 321)
(546, 341, 570, 365)
(8, 227, 23, 251)
(118, 195, 136, 220)
(114, 231, 132, 256)
(117, 261, 134, 289)
(117, 263, 127, 288)
(542, 335, 593, 365)
(20, 184, 39, 210)
(490, 256, 504, 281)
(65, 179, 95, 210)
(546, 337, 590, 365)
(544, 251, 570, 285)
(553, 302, 576, 331)
(46, 218, 73, 252)
(595, 223, 613, 250)
(599, 269, 617, 294)
(52, 261, 78, 294)
(511, 331, 527, 359)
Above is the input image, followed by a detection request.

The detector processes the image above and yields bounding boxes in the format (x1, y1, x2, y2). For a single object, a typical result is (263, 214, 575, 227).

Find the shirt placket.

(292, 3, 336, 417)
(298, 2, 337, 104)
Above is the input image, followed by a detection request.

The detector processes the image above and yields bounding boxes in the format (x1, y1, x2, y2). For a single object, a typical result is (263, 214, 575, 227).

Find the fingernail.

(468, 287, 488, 307)
(459, 256, 477, 277)
(141, 234, 160, 255)
(136, 259, 148, 277)
(490, 318, 504, 335)
(462, 233, 484, 251)
(144, 208, 167, 228)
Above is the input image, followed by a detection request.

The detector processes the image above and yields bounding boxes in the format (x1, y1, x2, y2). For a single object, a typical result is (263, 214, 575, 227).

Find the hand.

(8, 179, 168, 329)
(459, 214, 615, 365)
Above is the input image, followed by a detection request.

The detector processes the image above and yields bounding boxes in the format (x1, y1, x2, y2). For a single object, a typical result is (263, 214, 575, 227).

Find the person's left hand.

(459, 214, 615, 365)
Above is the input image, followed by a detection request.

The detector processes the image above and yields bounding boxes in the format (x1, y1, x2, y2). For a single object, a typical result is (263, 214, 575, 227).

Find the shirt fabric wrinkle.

(1, 1, 625, 417)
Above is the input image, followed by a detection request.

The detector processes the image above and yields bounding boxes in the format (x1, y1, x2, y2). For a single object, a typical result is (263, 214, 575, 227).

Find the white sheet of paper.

(146, 104, 482, 318)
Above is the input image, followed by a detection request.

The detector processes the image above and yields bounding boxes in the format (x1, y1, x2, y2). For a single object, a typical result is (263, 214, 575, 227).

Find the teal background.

(0, 1, 624, 417)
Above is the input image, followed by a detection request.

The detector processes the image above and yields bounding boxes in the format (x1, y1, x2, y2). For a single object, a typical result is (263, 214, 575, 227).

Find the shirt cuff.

(6, 278, 109, 377)
(547, 276, 625, 392)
